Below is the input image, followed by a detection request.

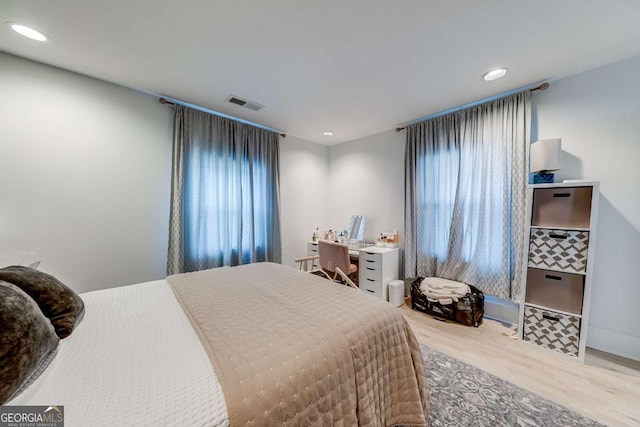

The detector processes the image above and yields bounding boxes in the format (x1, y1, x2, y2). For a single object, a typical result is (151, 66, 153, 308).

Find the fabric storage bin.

(525, 268, 584, 315)
(528, 228, 589, 274)
(531, 186, 592, 229)
(523, 305, 580, 357)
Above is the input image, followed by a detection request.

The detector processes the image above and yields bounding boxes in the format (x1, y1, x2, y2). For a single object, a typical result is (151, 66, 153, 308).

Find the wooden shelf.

(526, 264, 587, 276)
(529, 225, 590, 232)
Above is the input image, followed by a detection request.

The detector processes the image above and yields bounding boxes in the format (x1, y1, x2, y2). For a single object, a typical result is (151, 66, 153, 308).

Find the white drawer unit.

(357, 247, 399, 301)
(306, 241, 319, 270)
(359, 251, 382, 264)
(307, 241, 319, 256)
(360, 265, 382, 282)
(360, 278, 383, 298)
(518, 181, 599, 361)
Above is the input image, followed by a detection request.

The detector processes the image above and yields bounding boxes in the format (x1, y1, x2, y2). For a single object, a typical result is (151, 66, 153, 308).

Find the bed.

(5, 262, 428, 426)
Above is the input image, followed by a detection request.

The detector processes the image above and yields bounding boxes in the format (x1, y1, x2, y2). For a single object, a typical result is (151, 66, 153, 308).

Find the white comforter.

(9, 280, 229, 427)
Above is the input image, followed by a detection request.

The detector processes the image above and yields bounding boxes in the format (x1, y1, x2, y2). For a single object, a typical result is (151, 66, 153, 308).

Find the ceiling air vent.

(226, 95, 264, 111)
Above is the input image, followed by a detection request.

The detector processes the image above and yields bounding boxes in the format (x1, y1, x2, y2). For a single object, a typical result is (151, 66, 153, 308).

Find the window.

(167, 105, 281, 275)
(186, 150, 270, 265)
(420, 144, 506, 275)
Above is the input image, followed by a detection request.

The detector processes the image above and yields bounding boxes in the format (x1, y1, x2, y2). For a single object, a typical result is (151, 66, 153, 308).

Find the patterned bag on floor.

(410, 277, 484, 327)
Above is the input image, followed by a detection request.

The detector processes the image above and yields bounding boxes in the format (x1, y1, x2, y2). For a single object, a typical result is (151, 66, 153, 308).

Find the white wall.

(534, 55, 640, 360)
(279, 135, 330, 267)
(0, 52, 173, 292)
(328, 129, 405, 242)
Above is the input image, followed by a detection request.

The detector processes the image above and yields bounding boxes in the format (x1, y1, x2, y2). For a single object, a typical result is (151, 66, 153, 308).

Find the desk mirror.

(346, 215, 366, 241)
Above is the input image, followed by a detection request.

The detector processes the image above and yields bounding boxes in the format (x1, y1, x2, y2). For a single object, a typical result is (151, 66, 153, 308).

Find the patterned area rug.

(420, 344, 603, 426)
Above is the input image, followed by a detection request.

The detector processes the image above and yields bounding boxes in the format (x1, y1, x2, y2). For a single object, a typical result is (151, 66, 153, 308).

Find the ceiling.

(2, 1, 640, 145)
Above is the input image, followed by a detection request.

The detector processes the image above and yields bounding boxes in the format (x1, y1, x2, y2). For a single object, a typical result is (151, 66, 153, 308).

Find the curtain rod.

(159, 97, 286, 138)
(395, 82, 550, 132)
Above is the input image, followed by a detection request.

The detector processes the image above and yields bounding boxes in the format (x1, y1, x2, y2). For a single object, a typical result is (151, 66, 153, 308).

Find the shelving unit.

(517, 181, 599, 361)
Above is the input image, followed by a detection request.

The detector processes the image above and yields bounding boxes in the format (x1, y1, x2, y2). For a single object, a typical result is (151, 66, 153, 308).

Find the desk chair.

(318, 240, 358, 283)
(294, 252, 357, 289)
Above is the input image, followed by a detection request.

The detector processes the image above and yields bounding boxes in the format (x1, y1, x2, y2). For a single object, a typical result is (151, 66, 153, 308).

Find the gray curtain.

(167, 106, 281, 274)
(405, 91, 530, 301)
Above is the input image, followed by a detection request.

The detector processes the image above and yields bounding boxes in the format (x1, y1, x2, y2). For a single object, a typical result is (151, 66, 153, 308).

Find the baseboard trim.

(484, 296, 519, 325)
(588, 326, 640, 362)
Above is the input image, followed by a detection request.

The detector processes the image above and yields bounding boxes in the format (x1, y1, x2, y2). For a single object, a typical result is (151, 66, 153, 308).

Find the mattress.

(9, 280, 229, 427)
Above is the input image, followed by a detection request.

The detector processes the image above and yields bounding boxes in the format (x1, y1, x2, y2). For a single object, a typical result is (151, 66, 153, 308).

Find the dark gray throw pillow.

(0, 266, 85, 339)
(0, 281, 59, 404)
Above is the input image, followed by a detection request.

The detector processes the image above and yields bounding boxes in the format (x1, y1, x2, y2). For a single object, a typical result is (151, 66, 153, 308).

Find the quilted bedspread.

(167, 262, 428, 426)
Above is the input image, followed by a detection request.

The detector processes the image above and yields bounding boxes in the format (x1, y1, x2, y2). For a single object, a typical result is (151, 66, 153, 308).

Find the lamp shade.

(530, 138, 562, 173)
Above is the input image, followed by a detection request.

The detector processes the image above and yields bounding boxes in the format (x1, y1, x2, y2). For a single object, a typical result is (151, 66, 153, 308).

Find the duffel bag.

(410, 277, 484, 327)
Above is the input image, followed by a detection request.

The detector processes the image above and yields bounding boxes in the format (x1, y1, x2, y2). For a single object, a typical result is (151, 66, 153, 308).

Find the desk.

(307, 241, 400, 301)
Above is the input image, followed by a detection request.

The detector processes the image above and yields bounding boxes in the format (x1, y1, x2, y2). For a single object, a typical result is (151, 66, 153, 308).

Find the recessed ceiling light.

(6, 22, 49, 42)
(482, 68, 508, 81)
(322, 131, 334, 137)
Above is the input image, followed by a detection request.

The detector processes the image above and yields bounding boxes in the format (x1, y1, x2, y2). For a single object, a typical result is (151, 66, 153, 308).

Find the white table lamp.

(530, 138, 561, 183)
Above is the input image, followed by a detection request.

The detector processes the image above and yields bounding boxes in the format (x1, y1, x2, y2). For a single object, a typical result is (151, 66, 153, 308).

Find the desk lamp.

(530, 138, 561, 184)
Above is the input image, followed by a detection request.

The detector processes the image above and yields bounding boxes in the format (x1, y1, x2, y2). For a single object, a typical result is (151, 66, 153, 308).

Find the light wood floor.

(400, 300, 640, 427)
